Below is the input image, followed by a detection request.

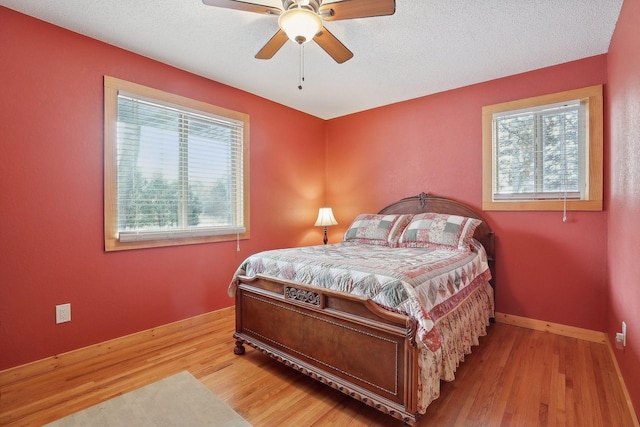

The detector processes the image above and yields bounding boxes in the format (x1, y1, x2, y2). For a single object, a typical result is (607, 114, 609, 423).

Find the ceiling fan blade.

(202, 0, 281, 15)
(313, 26, 354, 64)
(255, 29, 289, 59)
(320, 0, 395, 21)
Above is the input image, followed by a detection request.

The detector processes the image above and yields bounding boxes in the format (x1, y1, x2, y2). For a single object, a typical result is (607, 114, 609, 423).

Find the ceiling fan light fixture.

(278, 8, 322, 44)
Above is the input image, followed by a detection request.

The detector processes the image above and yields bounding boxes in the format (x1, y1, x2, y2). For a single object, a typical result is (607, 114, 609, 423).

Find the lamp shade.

(314, 207, 338, 227)
(278, 8, 322, 44)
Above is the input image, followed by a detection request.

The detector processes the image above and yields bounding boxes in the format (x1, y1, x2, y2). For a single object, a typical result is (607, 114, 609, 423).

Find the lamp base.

(323, 226, 328, 245)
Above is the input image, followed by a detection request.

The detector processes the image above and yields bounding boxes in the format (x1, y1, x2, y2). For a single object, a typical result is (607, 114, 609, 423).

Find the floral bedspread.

(229, 241, 491, 351)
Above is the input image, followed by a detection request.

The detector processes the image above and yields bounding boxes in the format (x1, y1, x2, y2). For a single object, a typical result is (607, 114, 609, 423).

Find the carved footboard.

(234, 274, 421, 426)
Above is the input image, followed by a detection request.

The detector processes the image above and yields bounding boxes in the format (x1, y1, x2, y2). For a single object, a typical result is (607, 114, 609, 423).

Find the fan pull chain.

(298, 44, 305, 90)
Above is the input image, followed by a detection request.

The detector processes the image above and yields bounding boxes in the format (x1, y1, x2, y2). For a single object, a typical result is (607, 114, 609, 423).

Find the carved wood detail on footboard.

(234, 275, 421, 426)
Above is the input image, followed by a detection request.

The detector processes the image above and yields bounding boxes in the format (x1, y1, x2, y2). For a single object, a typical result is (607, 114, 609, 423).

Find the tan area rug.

(44, 371, 251, 427)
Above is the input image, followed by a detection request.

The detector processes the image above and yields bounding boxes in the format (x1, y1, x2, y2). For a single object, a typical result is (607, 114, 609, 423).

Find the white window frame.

(104, 76, 250, 251)
(482, 85, 603, 211)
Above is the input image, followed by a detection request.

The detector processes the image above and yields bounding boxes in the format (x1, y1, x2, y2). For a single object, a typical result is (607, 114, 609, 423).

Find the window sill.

(105, 231, 249, 251)
(482, 199, 602, 211)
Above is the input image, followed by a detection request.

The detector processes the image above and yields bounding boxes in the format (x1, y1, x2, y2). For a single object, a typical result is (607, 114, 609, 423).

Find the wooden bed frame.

(232, 193, 495, 426)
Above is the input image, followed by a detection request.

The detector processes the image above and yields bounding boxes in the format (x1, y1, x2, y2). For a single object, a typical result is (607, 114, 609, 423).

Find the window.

(104, 76, 250, 251)
(482, 85, 603, 211)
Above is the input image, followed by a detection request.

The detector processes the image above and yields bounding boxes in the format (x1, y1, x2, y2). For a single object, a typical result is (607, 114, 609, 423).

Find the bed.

(229, 193, 495, 426)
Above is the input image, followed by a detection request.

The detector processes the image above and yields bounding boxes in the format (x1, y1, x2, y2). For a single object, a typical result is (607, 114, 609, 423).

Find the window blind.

(492, 100, 586, 201)
(115, 92, 245, 242)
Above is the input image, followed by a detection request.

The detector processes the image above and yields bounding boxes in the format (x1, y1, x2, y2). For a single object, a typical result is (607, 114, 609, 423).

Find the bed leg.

(234, 340, 246, 355)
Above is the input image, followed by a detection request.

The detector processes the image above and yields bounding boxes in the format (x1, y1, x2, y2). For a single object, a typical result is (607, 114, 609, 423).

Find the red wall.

(326, 56, 609, 331)
(607, 0, 640, 414)
(0, 7, 326, 370)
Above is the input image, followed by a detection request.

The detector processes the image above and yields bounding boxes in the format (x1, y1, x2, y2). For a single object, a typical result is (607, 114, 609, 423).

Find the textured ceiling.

(0, 0, 622, 119)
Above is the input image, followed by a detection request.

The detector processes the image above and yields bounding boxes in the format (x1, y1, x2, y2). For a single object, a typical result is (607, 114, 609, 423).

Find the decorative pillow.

(343, 214, 412, 247)
(398, 213, 482, 251)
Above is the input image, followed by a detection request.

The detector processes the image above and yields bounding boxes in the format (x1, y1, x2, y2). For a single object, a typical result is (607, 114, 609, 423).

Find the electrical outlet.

(616, 320, 627, 349)
(56, 303, 71, 324)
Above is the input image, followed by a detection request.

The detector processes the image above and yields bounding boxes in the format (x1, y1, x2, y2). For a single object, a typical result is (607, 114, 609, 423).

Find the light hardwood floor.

(1, 308, 637, 426)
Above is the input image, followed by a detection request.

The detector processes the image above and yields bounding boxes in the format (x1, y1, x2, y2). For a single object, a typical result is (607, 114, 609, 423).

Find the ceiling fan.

(202, 0, 396, 63)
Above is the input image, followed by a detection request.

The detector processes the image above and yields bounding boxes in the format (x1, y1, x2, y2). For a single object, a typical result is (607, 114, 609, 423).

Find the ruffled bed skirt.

(416, 282, 495, 413)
